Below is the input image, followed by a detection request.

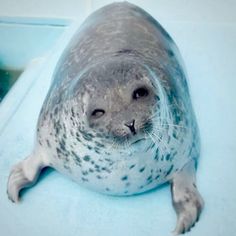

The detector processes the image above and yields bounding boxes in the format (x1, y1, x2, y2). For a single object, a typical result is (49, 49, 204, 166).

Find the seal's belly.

(49, 140, 189, 195)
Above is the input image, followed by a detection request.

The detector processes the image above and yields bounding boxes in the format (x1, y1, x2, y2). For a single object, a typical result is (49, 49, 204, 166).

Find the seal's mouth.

(131, 138, 146, 145)
(109, 136, 146, 150)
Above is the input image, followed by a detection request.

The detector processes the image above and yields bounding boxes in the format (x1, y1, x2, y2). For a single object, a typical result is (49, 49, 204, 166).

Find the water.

(0, 68, 22, 102)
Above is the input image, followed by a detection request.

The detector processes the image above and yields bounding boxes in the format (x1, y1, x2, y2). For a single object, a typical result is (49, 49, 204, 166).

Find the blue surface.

(1, 1, 236, 236)
(0, 18, 67, 136)
(0, 18, 67, 69)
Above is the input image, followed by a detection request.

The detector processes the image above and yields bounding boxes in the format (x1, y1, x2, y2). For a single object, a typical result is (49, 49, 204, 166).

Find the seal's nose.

(124, 119, 136, 135)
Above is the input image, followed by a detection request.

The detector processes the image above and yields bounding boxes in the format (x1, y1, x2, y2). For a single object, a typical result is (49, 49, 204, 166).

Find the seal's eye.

(132, 87, 149, 100)
(91, 109, 105, 118)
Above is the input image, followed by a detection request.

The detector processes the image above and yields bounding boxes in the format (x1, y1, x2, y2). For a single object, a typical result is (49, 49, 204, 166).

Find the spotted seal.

(7, 2, 204, 234)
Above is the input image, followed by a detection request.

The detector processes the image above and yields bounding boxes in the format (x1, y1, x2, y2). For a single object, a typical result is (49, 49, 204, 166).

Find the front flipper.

(171, 160, 204, 235)
(7, 151, 48, 203)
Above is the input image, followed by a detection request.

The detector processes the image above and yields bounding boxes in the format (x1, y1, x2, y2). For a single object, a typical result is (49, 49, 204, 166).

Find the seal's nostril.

(124, 119, 136, 135)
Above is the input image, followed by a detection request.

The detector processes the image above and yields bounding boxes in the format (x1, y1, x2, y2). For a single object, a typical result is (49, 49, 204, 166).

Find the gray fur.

(7, 2, 203, 234)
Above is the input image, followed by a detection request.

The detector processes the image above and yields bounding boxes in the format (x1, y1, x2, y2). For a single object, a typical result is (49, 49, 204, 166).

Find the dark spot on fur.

(135, 73, 143, 80)
(155, 175, 160, 179)
(101, 167, 110, 173)
(142, 121, 153, 133)
(82, 171, 88, 175)
(46, 139, 51, 148)
(53, 120, 62, 135)
(173, 131, 177, 139)
(150, 142, 155, 149)
(70, 129, 74, 137)
(129, 164, 135, 169)
(167, 49, 174, 57)
(172, 151, 177, 157)
(63, 164, 71, 172)
(116, 49, 134, 54)
(147, 175, 152, 181)
(83, 155, 90, 162)
(94, 147, 100, 154)
(62, 123, 66, 132)
(76, 136, 81, 142)
(56, 147, 62, 155)
(165, 164, 174, 177)
(96, 133, 103, 138)
(155, 95, 160, 101)
(71, 108, 75, 117)
(154, 149, 159, 161)
(79, 131, 94, 142)
(167, 135, 171, 144)
(95, 141, 105, 148)
(71, 151, 81, 164)
(59, 139, 66, 151)
(166, 154, 171, 161)
(83, 135, 92, 141)
(94, 165, 101, 172)
(121, 175, 128, 181)
(81, 177, 88, 182)
(139, 167, 145, 172)
(54, 107, 58, 115)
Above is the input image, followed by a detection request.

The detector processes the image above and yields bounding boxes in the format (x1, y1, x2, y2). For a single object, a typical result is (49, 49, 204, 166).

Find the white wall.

(0, 0, 90, 22)
(0, 0, 235, 23)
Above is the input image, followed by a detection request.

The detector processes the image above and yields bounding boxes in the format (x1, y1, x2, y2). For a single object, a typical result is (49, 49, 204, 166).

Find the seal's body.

(7, 2, 204, 234)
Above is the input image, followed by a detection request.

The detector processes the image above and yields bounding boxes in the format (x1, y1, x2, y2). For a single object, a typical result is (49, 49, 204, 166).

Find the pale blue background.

(0, 1, 236, 236)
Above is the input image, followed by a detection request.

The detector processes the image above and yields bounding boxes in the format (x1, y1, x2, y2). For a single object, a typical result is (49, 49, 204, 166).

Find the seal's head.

(70, 58, 161, 147)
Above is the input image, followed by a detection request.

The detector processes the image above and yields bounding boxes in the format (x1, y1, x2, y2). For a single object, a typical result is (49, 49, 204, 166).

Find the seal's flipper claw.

(7, 166, 29, 203)
(170, 160, 204, 235)
(7, 152, 47, 203)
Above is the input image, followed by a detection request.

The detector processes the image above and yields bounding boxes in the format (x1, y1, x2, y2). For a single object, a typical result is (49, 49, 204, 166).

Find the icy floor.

(0, 1, 236, 236)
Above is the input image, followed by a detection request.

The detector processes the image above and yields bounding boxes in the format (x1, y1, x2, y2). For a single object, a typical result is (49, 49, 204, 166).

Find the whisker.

(146, 115, 187, 130)
(146, 130, 166, 156)
(144, 130, 156, 150)
(151, 131, 168, 151)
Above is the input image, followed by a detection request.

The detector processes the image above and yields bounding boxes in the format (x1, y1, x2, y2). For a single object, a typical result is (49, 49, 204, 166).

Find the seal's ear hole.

(132, 87, 149, 100)
(91, 109, 105, 119)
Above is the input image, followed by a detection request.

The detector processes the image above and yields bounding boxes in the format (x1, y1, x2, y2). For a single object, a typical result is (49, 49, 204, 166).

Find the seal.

(7, 2, 204, 234)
